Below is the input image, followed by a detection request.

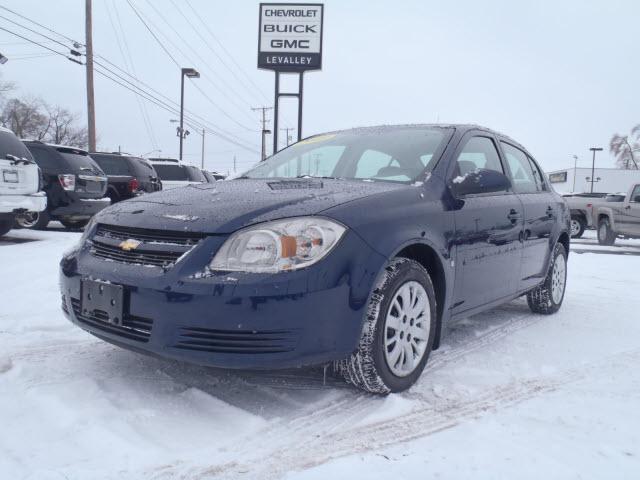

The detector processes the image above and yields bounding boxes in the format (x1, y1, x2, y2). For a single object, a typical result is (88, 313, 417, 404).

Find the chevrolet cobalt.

(60, 125, 570, 394)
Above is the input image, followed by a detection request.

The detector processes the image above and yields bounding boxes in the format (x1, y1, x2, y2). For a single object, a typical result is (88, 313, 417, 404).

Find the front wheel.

(527, 243, 567, 315)
(335, 258, 437, 394)
(597, 218, 616, 246)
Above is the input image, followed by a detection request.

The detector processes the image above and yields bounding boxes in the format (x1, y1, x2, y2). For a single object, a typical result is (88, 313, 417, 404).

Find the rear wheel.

(59, 218, 90, 230)
(597, 218, 616, 246)
(570, 216, 585, 238)
(335, 258, 437, 394)
(15, 210, 50, 230)
(527, 243, 567, 314)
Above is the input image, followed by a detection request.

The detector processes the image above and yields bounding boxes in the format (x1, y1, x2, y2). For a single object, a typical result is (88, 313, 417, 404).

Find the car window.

(27, 146, 59, 170)
(631, 185, 640, 202)
(527, 155, 547, 191)
(355, 150, 404, 179)
(131, 158, 158, 179)
(91, 155, 132, 176)
(455, 136, 504, 176)
(58, 149, 104, 174)
(501, 142, 538, 194)
(153, 164, 189, 181)
(0, 131, 33, 160)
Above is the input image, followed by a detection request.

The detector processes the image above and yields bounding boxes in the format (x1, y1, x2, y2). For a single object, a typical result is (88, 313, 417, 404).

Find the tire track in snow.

(177, 348, 640, 480)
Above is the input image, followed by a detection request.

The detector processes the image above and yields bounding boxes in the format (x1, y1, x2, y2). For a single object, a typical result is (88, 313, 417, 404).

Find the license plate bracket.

(80, 279, 124, 326)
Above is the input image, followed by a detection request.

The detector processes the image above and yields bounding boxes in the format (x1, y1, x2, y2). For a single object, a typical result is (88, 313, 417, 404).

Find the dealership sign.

(258, 3, 324, 71)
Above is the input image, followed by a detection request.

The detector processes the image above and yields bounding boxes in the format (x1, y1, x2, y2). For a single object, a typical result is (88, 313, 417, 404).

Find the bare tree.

(0, 97, 48, 140)
(41, 104, 88, 148)
(609, 125, 640, 169)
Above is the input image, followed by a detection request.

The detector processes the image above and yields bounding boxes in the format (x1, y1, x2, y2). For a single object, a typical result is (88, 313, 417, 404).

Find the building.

(547, 167, 640, 194)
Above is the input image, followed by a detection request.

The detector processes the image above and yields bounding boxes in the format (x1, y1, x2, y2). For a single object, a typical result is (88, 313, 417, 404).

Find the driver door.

(451, 133, 524, 314)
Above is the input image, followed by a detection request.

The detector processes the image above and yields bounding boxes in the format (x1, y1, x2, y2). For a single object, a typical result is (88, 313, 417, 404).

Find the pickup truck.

(592, 183, 640, 245)
(562, 192, 609, 238)
(0, 127, 47, 237)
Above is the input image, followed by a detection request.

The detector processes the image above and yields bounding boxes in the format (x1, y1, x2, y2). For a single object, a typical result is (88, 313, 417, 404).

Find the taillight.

(587, 203, 592, 208)
(128, 177, 140, 193)
(58, 174, 76, 191)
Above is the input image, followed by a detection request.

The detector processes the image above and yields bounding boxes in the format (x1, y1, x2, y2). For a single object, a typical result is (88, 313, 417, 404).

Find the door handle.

(625, 205, 631, 210)
(546, 206, 554, 217)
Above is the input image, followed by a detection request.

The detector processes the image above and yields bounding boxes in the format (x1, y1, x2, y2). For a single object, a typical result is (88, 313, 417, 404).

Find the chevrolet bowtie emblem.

(119, 239, 141, 251)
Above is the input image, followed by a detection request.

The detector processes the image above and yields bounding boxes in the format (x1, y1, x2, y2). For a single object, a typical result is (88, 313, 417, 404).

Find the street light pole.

(179, 67, 200, 161)
(572, 155, 578, 192)
(589, 147, 603, 193)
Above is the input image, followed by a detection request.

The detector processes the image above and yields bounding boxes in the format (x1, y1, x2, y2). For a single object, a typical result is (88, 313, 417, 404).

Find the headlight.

(210, 217, 346, 273)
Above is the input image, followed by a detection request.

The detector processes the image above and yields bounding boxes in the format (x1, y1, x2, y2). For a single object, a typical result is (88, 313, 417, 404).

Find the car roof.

(0, 125, 16, 135)
(148, 157, 182, 164)
(22, 140, 89, 154)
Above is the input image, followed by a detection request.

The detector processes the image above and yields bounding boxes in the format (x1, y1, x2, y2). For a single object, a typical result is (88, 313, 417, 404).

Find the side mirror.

(451, 168, 512, 197)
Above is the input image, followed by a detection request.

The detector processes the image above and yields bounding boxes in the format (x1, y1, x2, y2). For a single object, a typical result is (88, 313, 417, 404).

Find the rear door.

(0, 131, 39, 196)
(500, 141, 555, 291)
(451, 133, 524, 313)
(58, 148, 108, 198)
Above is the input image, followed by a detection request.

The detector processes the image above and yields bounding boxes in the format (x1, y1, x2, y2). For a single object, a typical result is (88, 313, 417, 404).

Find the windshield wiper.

(294, 175, 339, 180)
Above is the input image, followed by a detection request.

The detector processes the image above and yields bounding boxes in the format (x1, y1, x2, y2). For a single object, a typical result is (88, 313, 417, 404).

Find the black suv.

(19, 142, 110, 229)
(89, 152, 162, 203)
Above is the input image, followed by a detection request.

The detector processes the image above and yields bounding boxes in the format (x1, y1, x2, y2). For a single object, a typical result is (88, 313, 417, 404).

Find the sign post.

(258, 3, 324, 155)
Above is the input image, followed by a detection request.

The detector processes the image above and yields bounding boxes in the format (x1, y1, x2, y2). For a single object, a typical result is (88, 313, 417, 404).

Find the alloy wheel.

(17, 212, 39, 228)
(570, 219, 580, 236)
(551, 253, 566, 304)
(383, 281, 431, 377)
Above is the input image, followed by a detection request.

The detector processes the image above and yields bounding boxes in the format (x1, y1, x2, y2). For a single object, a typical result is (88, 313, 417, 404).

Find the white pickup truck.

(0, 127, 47, 237)
(592, 183, 640, 245)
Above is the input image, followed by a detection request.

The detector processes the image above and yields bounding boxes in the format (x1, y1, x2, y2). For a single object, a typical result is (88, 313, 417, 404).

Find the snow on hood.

(95, 178, 406, 234)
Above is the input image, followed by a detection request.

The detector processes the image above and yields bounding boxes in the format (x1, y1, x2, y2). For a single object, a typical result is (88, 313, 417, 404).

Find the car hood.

(96, 178, 406, 233)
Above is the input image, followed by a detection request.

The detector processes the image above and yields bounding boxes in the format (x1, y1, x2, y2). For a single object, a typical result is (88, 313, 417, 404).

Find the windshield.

(153, 164, 189, 181)
(242, 127, 451, 183)
(186, 166, 206, 182)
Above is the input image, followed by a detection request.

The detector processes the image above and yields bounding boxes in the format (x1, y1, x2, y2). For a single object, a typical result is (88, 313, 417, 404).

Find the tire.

(334, 258, 437, 394)
(0, 218, 13, 237)
(569, 216, 585, 238)
(15, 210, 50, 230)
(597, 218, 616, 246)
(60, 218, 90, 230)
(526, 243, 567, 315)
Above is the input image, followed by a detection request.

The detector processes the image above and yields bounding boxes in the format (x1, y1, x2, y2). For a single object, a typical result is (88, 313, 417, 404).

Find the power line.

(0, 25, 79, 63)
(125, 0, 179, 66)
(140, 0, 258, 127)
(0, 4, 80, 45)
(104, 0, 157, 150)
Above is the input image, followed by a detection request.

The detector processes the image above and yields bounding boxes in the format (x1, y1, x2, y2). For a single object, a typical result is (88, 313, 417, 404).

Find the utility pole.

(280, 127, 294, 147)
(233, 155, 237, 172)
(252, 106, 272, 161)
(85, 0, 96, 151)
(200, 128, 205, 169)
(589, 147, 603, 193)
(572, 155, 578, 192)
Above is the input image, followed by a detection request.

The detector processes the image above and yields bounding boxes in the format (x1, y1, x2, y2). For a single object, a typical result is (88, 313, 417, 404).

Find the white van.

(148, 158, 206, 190)
(0, 127, 47, 237)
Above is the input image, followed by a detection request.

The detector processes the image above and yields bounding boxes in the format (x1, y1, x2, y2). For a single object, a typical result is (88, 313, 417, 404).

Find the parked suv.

(90, 152, 162, 203)
(19, 142, 110, 229)
(148, 158, 205, 190)
(0, 127, 47, 236)
(60, 124, 570, 394)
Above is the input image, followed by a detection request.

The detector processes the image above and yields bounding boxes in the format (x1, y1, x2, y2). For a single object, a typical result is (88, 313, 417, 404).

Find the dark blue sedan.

(59, 125, 570, 394)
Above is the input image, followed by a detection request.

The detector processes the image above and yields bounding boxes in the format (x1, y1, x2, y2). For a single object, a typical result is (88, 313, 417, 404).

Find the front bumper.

(0, 192, 47, 214)
(59, 229, 387, 369)
(51, 197, 111, 219)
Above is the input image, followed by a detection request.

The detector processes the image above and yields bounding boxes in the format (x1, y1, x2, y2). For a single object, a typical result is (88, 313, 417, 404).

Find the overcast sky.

(0, 0, 638, 175)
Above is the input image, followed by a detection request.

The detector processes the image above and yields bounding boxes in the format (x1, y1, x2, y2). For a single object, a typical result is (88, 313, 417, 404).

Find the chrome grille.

(89, 224, 204, 267)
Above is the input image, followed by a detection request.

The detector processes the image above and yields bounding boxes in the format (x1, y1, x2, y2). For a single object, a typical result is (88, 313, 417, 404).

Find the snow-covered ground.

(1, 226, 639, 479)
